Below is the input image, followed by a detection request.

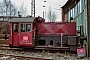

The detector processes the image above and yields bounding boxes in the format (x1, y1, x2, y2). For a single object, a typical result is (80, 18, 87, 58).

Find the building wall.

(73, 7, 87, 36)
(65, 13, 68, 22)
(62, 0, 89, 56)
(67, 0, 88, 56)
(62, 8, 65, 22)
(62, 0, 80, 22)
(67, 0, 87, 36)
(87, 0, 90, 57)
(62, 9, 68, 22)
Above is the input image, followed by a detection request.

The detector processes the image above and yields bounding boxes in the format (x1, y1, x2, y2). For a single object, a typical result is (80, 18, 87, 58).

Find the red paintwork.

(13, 23, 19, 47)
(9, 23, 19, 47)
(19, 23, 33, 47)
(13, 32, 19, 46)
(54, 23, 67, 34)
(37, 22, 76, 35)
(77, 48, 86, 54)
(67, 22, 76, 35)
(9, 17, 77, 48)
(19, 32, 32, 46)
(37, 22, 53, 34)
(9, 23, 33, 47)
(9, 23, 12, 46)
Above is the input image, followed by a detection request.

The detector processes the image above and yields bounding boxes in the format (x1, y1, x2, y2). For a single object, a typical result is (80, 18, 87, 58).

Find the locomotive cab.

(9, 17, 35, 47)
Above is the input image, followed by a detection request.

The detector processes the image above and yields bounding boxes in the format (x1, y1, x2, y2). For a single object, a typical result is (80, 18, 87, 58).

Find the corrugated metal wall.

(73, 6, 87, 36)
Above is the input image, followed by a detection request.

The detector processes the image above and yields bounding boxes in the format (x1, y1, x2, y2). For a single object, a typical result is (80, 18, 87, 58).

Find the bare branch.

(0, 0, 17, 17)
(19, 2, 27, 17)
(47, 6, 57, 22)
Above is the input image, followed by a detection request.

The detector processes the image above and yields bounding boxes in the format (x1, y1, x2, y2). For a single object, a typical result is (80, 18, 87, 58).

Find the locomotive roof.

(8, 17, 35, 23)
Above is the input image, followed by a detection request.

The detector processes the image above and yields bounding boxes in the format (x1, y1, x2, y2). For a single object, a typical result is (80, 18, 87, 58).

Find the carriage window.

(20, 24, 25, 32)
(26, 24, 31, 32)
(13, 24, 18, 32)
(20, 24, 32, 32)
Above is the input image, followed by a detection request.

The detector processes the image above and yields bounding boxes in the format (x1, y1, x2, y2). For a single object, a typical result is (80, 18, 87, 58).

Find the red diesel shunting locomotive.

(9, 16, 77, 51)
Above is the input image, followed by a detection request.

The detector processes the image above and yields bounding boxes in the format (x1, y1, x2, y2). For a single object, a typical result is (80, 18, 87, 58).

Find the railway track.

(0, 46, 53, 60)
(0, 42, 54, 60)
(0, 53, 54, 60)
(0, 40, 88, 60)
(0, 45, 77, 60)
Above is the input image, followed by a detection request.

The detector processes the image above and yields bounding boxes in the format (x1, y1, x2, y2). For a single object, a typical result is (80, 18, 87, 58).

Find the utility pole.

(43, 0, 46, 19)
(43, 11, 44, 18)
(31, 0, 35, 17)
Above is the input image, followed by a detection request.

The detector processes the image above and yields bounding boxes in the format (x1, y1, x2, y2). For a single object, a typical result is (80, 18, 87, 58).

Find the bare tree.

(47, 7, 57, 22)
(9, 1, 17, 17)
(47, 7, 52, 22)
(0, 22, 9, 34)
(19, 2, 27, 17)
(3, 0, 11, 16)
(0, 2, 4, 16)
(0, 0, 17, 35)
(52, 12, 57, 22)
(0, 0, 17, 16)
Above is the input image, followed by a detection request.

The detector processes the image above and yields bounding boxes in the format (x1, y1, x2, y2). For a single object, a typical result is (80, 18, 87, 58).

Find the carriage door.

(19, 23, 32, 46)
(12, 23, 19, 46)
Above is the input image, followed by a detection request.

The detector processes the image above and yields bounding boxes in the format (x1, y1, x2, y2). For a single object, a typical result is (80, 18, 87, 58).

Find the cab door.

(19, 23, 33, 47)
(12, 23, 19, 47)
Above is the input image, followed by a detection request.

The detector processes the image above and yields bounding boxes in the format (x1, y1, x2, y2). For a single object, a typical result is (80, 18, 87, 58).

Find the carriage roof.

(8, 17, 35, 23)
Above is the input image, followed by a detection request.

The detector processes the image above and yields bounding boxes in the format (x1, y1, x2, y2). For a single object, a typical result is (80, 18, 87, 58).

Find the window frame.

(13, 23, 18, 32)
(20, 23, 32, 32)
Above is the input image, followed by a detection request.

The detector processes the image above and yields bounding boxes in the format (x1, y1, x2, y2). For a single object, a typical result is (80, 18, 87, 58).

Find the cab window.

(20, 24, 25, 32)
(13, 23, 18, 32)
(20, 23, 32, 32)
(26, 24, 31, 32)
